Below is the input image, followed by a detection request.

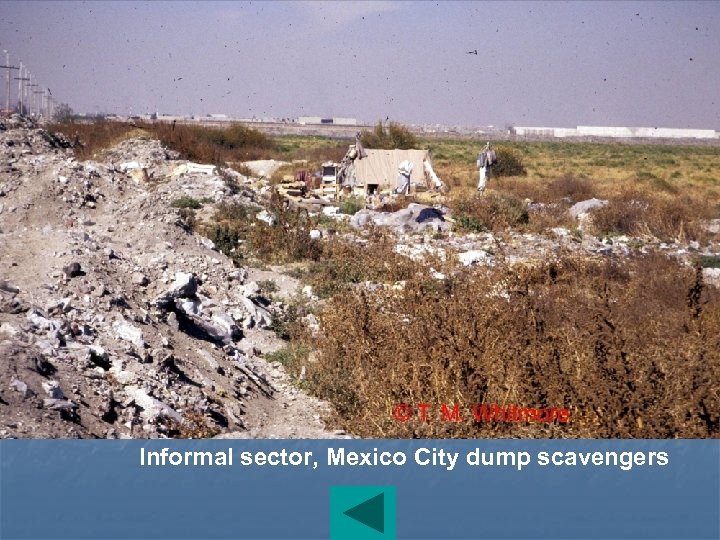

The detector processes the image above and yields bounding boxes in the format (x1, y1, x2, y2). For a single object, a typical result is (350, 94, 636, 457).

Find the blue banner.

(1, 440, 718, 539)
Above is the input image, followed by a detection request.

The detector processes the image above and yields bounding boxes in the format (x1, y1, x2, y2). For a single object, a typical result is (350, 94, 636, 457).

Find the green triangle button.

(330, 486, 396, 539)
(343, 493, 385, 533)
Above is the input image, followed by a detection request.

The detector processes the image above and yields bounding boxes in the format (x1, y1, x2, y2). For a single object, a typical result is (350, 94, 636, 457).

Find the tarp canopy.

(354, 149, 431, 190)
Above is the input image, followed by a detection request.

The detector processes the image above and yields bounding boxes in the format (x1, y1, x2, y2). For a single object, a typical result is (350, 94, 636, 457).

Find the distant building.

(513, 126, 718, 140)
(297, 116, 357, 126)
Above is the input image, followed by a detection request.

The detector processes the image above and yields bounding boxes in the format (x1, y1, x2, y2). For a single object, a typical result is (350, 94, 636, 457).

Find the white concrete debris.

(241, 159, 288, 179)
(458, 250, 493, 266)
(124, 386, 183, 423)
(119, 161, 143, 172)
(703, 267, 720, 286)
(569, 198, 609, 219)
(256, 210, 277, 226)
(173, 162, 217, 176)
(112, 319, 146, 349)
(241, 297, 273, 329)
(170, 272, 198, 297)
(10, 376, 29, 397)
(0, 322, 19, 337)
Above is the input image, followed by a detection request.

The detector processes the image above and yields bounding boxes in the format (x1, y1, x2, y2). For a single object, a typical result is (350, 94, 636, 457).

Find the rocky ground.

(0, 115, 346, 439)
(1, 115, 718, 439)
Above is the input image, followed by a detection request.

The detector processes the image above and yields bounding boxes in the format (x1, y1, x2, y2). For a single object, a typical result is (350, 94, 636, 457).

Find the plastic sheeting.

(354, 149, 432, 189)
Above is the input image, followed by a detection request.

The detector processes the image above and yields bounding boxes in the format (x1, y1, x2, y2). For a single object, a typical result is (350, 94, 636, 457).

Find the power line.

(1, 50, 20, 113)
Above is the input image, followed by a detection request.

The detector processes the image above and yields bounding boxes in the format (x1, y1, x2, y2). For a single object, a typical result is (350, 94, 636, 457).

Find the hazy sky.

(1, 1, 718, 128)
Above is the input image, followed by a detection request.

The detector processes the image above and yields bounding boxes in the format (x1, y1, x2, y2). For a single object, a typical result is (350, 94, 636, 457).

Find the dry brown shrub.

(450, 192, 529, 232)
(495, 175, 598, 205)
(545, 175, 598, 202)
(526, 202, 576, 233)
(51, 119, 276, 164)
(147, 121, 275, 164)
(591, 190, 712, 241)
(590, 192, 647, 237)
(48, 120, 137, 160)
(287, 146, 347, 164)
(494, 177, 545, 202)
(166, 410, 221, 439)
(303, 254, 720, 438)
(644, 195, 712, 243)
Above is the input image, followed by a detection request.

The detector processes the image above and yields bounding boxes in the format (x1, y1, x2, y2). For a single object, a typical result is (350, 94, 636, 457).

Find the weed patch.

(170, 196, 203, 209)
(302, 254, 720, 438)
(450, 193, 529, 232)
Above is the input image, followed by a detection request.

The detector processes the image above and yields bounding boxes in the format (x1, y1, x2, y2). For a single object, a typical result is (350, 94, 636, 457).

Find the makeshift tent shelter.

(352, 149, 442, 194)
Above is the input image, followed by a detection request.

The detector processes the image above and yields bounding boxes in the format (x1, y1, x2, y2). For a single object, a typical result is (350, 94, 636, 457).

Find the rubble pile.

(0, 120, 343, 439)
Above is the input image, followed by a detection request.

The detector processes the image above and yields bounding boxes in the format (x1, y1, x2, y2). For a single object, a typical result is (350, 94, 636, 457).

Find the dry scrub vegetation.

(49, 119, 349, 167)
(447, 178, 718, 242)
(297, 255, 719, 438)
(50, 119, 276, 163)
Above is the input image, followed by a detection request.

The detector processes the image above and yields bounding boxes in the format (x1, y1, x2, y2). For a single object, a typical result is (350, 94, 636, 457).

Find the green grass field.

(421, 137, 720, 201)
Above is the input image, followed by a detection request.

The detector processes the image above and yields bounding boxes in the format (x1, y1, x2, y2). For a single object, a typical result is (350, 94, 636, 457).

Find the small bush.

(214, 202, 256, 222)
(455, 215, 486, 233)
(206, 223, 241, 257)
(526, 202, 575, 233)
(360, 121, 418, 149)
(491, 146, 527, 177)
(177, 208, 197, 233)
(339, 196, 365, 215)
(307, 234, 417, 299)
(207, 194, 322, 265)
(170, 196, 202, 209)
(264, 343, 311, 374)
(268, 297, 307, 341)
(699, 255, 720, 268)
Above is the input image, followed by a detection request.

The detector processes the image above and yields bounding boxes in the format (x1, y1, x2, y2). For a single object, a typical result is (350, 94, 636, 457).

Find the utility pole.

(29, 81, 39, 116)
(34, 90, 44, 117)
(27, 72, 37, 116)
(47, 90, 54, 119)
(1, 50, 19, 113)
(14, 63, 29, 114)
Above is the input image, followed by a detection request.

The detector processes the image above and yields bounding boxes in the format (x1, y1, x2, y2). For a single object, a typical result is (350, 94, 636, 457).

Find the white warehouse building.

(297, 116, 357, 126)
(513, 126, 718, 139)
